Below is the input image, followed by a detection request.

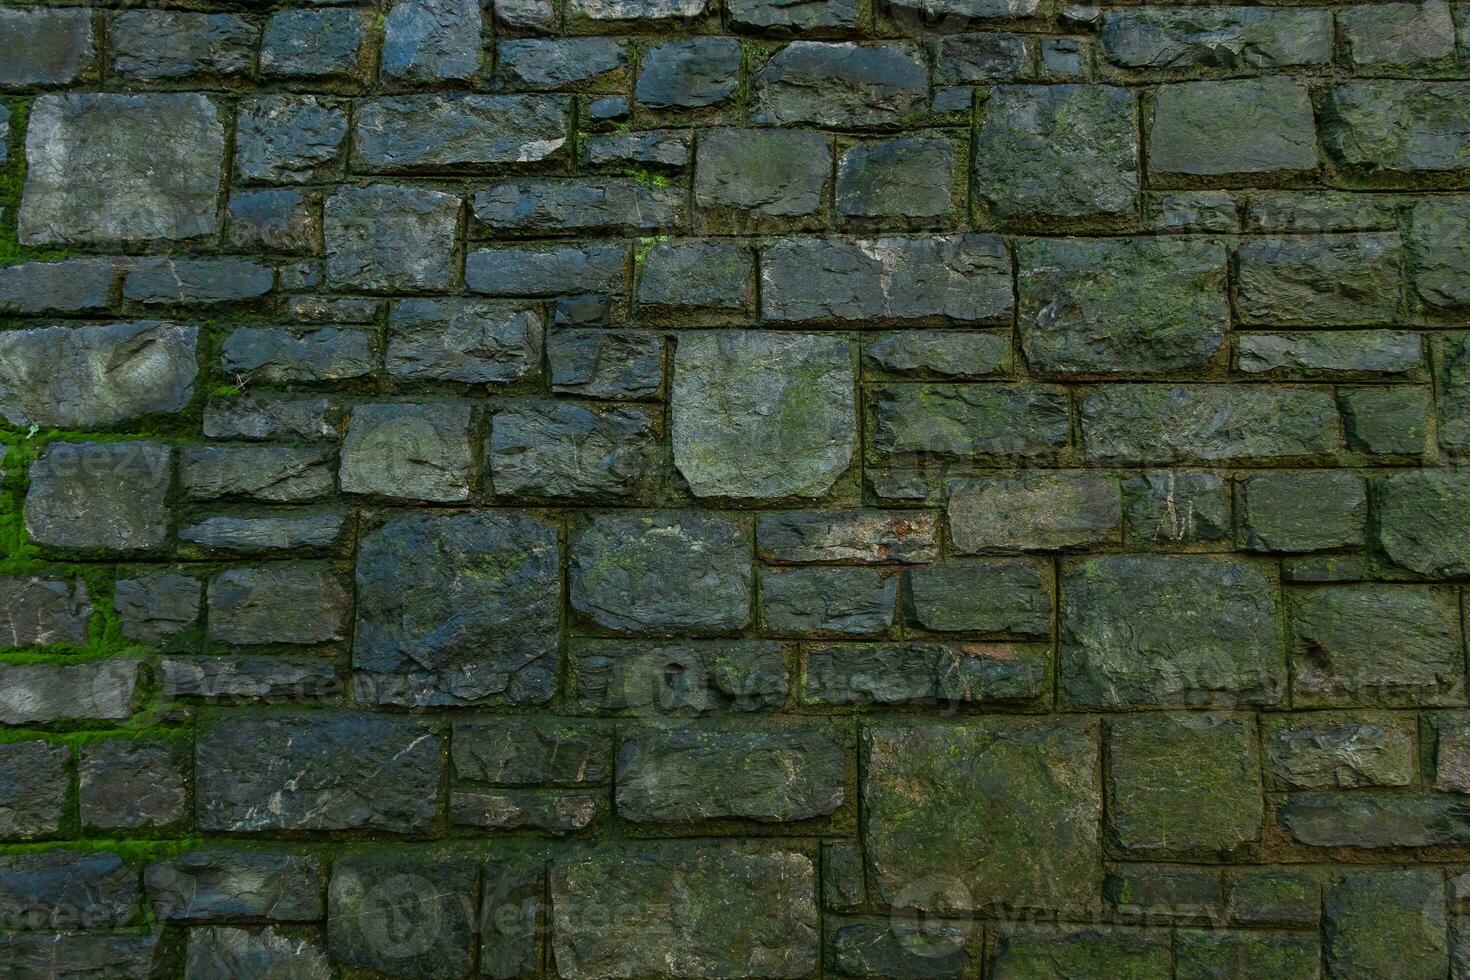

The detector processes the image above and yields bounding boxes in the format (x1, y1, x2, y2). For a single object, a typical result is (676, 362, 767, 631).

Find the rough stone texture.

(550, 843, 818, 978)
(864, 718, 1100, 911)
(1016, 237, 1227, 376)
(570, 511, 752, 633)
(973, 84, 1138, 226)
(673, 332, 855, 500)
(0, 321, 198, 428)
(20, 94, 224, 244)
(0, 577, 90, 649)
(616, 728, 845, 823)
(1107, 712, 1263, 858)
(325, 184, 461, 292)
(0, 741, 68, 840)
(196, 712, 442, 833)
(1062, 555, 1284, 708)
(355, 510, 559, 707)
(25, 441, 173, 554)
(6, 4, 1470, 971)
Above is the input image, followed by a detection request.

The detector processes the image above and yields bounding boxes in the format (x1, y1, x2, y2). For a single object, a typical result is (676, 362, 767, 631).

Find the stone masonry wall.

(2, 0, 1470, 975)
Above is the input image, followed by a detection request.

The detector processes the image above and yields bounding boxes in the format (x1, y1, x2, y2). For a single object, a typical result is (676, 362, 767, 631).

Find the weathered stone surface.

(339, 402, 475, 502)
(761, 567, 897, 634)
(617, 728, 845, 823)
(234, 96, 349, 185)
(1236, 330, 1422, 377)
(1174, 930, 1320, 980)
(500, 38, 627, 91)
(452, 788, 600, 831)
(1407, 198, 1470, 309)
(830, 919, 970, 980)
(1289, 585, 1464, 707)
(1100, 7, 1332, 72)
(1279, 792, 1470, 847)
(0, 849, 137, 930)
(1229, 872, 1319, 927)
(549, 843, 818, 979)
(454, 718, 611, 785)
(729, 0, 857, 29)
(1017, 237, 1226, 375)
(871, 383, 1069, 459)
(1342, 386, 1431, 456)
(79, 737, 188, 830)
(1325, 871, 1448, 980)
(0, 741, 68, 840)
(948, 473, 1121, 552)
(1239, 470, 1366, 552)
(0, 661, 140, 725)
(569, 0, 712, 20)
(490, 400, 659, 499)
(20, 94, 223, 244)
(388, 298, 543, 384)
(637, 39, 743, 108)
(973, 84, 1138, 225)
(864, 718, 1100, 911)
(549, 329, 663, 399)
(0, 933, 160, 978)
(467, 243, 628, 296)
(325, 184, 461, 292)
(1236, 234, 1402, 326)
(259, 8, 366, 80)
(1122, 470, 1231, 547)
(25, 441, 173, 554)
(1062, 555, 1283, 708)
(122, 257, 272, 306)
(570, 512, 752, 633)
(1149, 78, 1318, 179)
(804, 642, 1048, 706)
(1341, 1, 1456, 69)
(203, 397, 337, 444)
(207, 564, 349, 646)
(1323, 81, 1470, 177)
(1108, 712, 1262, 858)
(987, 927, 1171, 979)
(329, 856, 477, 978)
(1375, 469, 1470, 576)
(837, 138, 955, 220)
(474, 177, 682, 233)
(904, 559, 1052, 636)
(864, 331, 1010, 378)
(1082, 384, 1339, 464)
(0, 258, 119, 315)
(757, 510, 938, 564)
(0, 8, 94, 87)
(182, 445, 334, 503)
(1265, 714, 1415, 790)
(186, 926, 331, 980)
(227, 189, 319, 253)
(572, 640, 786, 719)
(0, 577, 90, 649)
(582, 129, 690, 169)
(762, 235, 1013, 323)
(196, 712, 442, 832)
(160, 656, 338, 703)
(753, 42, 928, 128)
(0, 321, 198, 428)
(181, 508, 344, 555)
(355, 511, 559, 707)
(673, 332, 855, 500)
(638, 240, 754, 310)
(109, 11, 254, 81)
(147, 849, 325, 922)
(695, 129, 831, 222)
(355, 95, 570, 172)
(381, 0, 484, 82)
(221, 327, 374, 384)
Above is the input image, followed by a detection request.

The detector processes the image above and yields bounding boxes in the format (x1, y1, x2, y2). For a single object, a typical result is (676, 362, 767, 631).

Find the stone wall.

(0, 0, 1469, 976)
